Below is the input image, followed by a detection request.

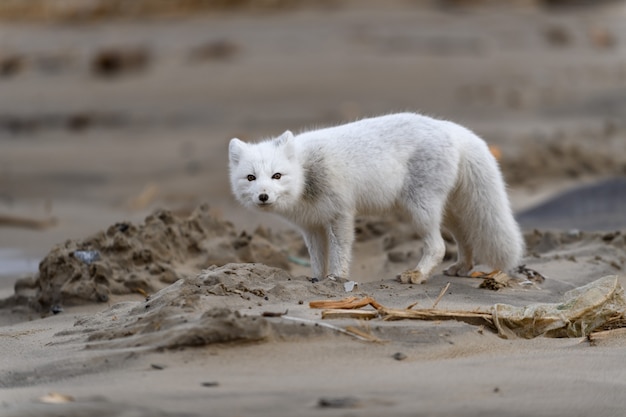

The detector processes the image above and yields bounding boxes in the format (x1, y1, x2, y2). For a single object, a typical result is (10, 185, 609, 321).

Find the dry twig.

(431, 282, 451, 309)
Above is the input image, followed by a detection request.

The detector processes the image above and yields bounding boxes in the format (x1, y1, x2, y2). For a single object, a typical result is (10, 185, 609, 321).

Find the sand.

(1, 1, 626, 416)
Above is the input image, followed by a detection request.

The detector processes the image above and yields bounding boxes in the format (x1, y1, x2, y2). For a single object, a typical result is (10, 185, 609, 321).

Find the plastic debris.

(287, 255, 311, 267)
(492, 275, 626, 339)
(73, 250, 100, 264)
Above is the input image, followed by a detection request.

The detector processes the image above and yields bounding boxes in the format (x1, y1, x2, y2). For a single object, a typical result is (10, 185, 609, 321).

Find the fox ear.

(229, 138, 246, 165)
(274, 130, 296, 159)
(274, 130, 293, 147)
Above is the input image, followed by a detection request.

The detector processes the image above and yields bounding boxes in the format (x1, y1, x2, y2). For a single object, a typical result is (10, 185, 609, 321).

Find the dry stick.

(321, 309, 379, 320)
(431, 282, 451, 309)
(378, 307, 495, 329)
(309, 296, 383, 310)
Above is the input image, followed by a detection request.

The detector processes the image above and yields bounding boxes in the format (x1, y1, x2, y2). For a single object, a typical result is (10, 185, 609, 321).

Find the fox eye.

(247, 175, 256, 181)
(272, 173, 282, 180)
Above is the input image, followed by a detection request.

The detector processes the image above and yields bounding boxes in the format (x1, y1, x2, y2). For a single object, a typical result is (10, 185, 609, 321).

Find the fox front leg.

(302, 226, 328, 280)
(325, 213, 355, 279)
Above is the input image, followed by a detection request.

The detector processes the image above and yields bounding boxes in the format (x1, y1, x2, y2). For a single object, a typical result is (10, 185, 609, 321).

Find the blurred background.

(1, 0, 625, 278)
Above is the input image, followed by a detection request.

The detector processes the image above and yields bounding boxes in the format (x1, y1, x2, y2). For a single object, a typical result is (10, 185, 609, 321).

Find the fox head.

(228, 131, 304, 212)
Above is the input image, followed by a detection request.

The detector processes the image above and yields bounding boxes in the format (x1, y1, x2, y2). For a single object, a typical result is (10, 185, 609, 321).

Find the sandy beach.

(1, 1, 626, 416)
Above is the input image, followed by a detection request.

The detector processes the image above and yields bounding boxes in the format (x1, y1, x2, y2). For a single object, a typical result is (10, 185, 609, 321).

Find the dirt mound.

(63, 263, 345, 350)
(12, 205, 291, 312)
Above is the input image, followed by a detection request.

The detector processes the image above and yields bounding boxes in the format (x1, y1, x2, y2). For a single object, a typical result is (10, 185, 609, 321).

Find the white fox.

(228, 113, 524, 284)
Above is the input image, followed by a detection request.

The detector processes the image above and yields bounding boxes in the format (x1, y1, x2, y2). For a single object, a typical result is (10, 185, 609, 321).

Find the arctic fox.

(228, 113, 524, 284)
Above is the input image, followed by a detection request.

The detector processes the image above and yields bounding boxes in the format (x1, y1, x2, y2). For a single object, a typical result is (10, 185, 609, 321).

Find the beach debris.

(431, 282, 451, 308)
(150, 363, 166, 370)
(309, 296, 383, 310)
(287, 255, 310, 267)
(344, 280, 358, 292)
(514, 264, 546, 283)
(392, 352, 407, 361)
(39, 392, 75, 404)
(492, 275, 626, 339)
(320, 309, 378, 320)
(201, 381, 220, 387)
(586, 328, 626, 346)
(311, 276, 626, 339)
(313, 296, 492, 327)
(72, 250, 100, 265)
(470, 270, 514, 290)
(0, 214, 57, 230)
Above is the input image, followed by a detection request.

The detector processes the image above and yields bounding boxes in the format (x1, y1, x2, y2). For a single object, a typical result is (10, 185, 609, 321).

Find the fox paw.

(443, 263, 473, 277)
(398, 270, 427, 284)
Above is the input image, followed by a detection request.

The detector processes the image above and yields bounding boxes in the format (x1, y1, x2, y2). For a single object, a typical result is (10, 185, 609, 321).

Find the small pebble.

(392, 352, 407, 361)
(150, 364, 165, 370)
(201, 381, 220, 387)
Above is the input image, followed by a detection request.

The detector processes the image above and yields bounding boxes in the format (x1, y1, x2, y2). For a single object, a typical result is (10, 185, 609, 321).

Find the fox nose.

(258, 193, 269, 203)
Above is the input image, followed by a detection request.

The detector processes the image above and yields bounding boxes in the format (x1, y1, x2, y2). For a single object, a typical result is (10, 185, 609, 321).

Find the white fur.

(229, 113, 525, 283)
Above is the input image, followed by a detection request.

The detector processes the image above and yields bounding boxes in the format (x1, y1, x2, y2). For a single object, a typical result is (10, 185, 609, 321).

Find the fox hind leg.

(443, 211, 474, 277)
(399, 198, 447, 284)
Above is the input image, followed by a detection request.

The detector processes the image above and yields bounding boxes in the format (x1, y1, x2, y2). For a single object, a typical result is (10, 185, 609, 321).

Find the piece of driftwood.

(310, 276, 626, 339)
(587, 327, 626, 345)
(378, 306, 495, 329)
(0, 214, 57, 230)
(321, 309, 379, 320)
(312, 296, 494, 329)
(309, 296, 383, 310)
